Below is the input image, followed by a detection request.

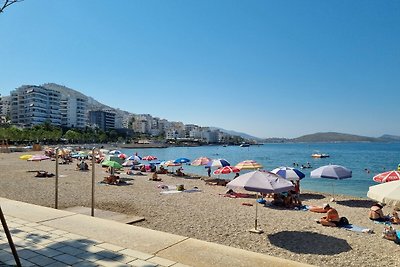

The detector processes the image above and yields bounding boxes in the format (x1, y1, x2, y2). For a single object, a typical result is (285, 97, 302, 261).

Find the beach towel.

(341, 224, 373, 234)
(294, 205, 309, 211)
(160, 190, 182, 194)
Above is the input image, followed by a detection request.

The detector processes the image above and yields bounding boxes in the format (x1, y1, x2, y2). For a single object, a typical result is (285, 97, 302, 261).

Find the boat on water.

(240, 143, 250, 147)
(311, 153, 330, 158)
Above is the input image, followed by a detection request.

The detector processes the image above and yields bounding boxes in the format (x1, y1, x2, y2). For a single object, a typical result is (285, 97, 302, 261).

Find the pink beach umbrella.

(373, 171, 400, 183)
(191, 157, 212, 166)
(28, 155, 51, 161)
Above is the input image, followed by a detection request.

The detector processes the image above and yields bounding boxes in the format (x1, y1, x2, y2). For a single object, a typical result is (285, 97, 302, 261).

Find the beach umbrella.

(162, 160, 181, 167)
(118, 153, 127, 159)
(206, 159, 230, 168)
(367, 180, 400, 208)
(373, 170, 400, 183)
(101, 160, 123, 169)
(271, 166, 305, 181)
(235, 160, 263, 170)
(127, 155, 142, 161)
(143, 155, 157, 161)
(28, 155, 51, 161)
(191, 157, 211, 166)
(19, 154, 33, 160)
(213, 166, 241, 175)
(311, 164, 352, 200)
(227, 170, 294, 233)
(174, 157, 191, 164)
(310, 165, 352, 180)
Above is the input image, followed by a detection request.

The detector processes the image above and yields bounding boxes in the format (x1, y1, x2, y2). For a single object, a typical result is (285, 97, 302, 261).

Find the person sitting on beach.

(149, 172, 162, 181)
(157, 165, 167, 174)
(176, 168, 185, 177)
(317, 204, 340, 227)
(271, 193, 285, 207)
(104, 175, 119, 185)
(140, 165, 146, 172)
(390, 210, 400, 224)
(369, 203, 389, 222)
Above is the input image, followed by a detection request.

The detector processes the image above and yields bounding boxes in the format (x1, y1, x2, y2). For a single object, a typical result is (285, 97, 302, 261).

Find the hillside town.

(0, 83, 247, 146)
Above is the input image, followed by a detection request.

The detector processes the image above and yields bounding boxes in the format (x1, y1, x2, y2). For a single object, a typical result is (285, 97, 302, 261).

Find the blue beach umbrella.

(206, 159, 230, 168)
(271, 166, 305, 181)
(174, 157, 191, 164)
(127, 155, 142, 161)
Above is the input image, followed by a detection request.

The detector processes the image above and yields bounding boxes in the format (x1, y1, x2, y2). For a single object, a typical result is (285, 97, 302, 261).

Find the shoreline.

(0, 151, 399, 267)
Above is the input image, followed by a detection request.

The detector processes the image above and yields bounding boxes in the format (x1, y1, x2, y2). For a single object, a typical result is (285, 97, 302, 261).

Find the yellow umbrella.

(19, 154, 33, 160)
(235, 160, 263, 170)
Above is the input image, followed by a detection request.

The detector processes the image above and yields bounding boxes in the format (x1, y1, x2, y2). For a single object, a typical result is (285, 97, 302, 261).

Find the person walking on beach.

(207, 167, 211, 177)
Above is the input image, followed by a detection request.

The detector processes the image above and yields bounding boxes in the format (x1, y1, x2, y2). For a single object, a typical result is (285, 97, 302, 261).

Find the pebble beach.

(0, 151, 399, 267)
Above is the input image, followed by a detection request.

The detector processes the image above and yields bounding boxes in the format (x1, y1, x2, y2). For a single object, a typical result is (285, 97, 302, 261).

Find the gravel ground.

(0, 151, 399, 267)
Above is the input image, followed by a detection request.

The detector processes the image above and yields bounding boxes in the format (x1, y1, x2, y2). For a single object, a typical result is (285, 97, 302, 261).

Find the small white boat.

(240, 143, 250, 147)
(311, 153, 330, 158)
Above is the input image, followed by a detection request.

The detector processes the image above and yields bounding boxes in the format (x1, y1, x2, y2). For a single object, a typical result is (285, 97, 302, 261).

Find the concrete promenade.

(0, 198, 312, 267)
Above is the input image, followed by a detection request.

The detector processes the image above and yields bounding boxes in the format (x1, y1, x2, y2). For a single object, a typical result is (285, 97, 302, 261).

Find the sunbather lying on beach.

(35, 171, 55, 178)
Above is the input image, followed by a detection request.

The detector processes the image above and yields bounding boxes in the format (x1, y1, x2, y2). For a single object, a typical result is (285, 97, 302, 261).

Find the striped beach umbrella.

(206, 159, 230, 168)
(143, 155, 157, 161)
(373, 171, 400, 183)
(271, 166, 305, 181)
(213, 166, 240, 175)
(235, 160, 263, 170)
(191, 157, 211, 166)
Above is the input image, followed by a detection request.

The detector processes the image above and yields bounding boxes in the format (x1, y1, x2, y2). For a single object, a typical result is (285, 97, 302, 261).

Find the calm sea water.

(120, 142, 400, 198)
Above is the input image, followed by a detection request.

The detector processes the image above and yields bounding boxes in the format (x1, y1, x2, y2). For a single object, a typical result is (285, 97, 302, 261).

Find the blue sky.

(0, 1, 399, 138)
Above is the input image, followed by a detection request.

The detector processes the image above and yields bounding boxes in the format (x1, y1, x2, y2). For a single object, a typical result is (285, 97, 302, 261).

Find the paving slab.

(63, 206, 145, 224)
(157, 238, 313, 267)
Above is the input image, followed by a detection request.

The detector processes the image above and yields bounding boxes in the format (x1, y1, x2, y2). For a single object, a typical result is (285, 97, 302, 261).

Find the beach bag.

(382, 225, 398, 241)
(338, 217, 349, 227)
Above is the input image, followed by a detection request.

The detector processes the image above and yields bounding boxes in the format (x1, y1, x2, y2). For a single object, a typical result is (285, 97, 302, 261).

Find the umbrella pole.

(331, 181, 336, 202)
(250, 192, 263, 234)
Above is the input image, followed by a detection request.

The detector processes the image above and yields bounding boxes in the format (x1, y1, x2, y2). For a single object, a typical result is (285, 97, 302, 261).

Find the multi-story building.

(42, 83, 88, 128)
(10, 85, 62, 126)
(0, 95, 11, 119)
(88, 110, 115, 131)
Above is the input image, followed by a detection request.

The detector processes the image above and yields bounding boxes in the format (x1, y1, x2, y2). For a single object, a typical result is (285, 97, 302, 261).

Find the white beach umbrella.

(311, 164, 352, 201)
(227, 170, 294, 233)
(367, 180, 400, 208)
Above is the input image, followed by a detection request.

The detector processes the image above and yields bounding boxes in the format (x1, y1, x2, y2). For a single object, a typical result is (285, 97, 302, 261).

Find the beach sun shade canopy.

(142, 155, 157, 161)
(310, 165, 352, 180)
(226, 170, 294, 194)
(213, 166, 241, 175)
(235, 160, 263, 170)
(271, 166, 305, 181)
(373, 170, 400, 183)
(28, 155, 51, 161)
(206, 159, 230, 168)
(127, 155, 142, 161)
(162, 160, 182, 167)
(19, 154, 33, 160)
(173, 157, 191, 164)
(191, 157, 211, 166)
(101, 160, 123, 169)
(367, 180, 400, 208)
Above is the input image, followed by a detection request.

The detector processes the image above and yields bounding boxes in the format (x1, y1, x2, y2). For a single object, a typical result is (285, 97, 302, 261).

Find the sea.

(119, 142, 400, 198)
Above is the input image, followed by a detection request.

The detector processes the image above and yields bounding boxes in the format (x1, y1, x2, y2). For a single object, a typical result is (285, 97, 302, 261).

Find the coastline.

(0, 151, 399, 267)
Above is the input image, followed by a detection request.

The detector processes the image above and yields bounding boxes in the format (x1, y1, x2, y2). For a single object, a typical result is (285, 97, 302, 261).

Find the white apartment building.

(10, 85, 62, 126)
(0, 95, 11, 118)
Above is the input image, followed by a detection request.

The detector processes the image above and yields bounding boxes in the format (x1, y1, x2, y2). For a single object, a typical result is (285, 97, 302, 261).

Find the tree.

(0, 0, 23, 13)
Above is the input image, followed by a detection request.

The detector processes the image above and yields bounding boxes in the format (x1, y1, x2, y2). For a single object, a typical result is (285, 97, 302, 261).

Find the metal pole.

(55, 147, 59, 209)
(0, 206, 21, 267)
(91, 147, 95, 217)
(255, 192, 258, 230)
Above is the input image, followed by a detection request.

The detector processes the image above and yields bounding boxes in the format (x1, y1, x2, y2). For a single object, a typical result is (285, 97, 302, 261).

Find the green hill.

(292, 132, 379, 142)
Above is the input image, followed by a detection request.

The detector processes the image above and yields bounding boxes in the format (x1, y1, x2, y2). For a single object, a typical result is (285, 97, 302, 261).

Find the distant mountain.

(378, 134, 400, 142)
(292, 132, 379, 142)
(210, 127, 263, 141)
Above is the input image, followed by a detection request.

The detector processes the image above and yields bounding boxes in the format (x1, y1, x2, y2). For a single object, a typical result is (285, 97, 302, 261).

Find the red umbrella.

(213, 166, 241, 175)
(373, 171, 400, 183)
(143, 155, 157, 161)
